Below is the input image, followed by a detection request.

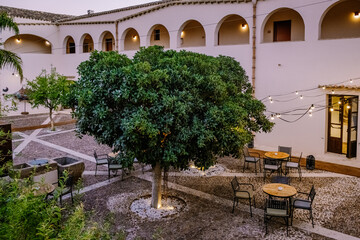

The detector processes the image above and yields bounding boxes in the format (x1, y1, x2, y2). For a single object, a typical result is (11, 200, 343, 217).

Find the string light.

(331, 90, 335, 94)
(300, 95, 303, 99)
(270, 115, 275, 120)
(350, 79, 353, 83)
(311, 104, 315, 110)
(268, 96, 272, 100)
(295, 91, 299, 95)
(322, 86, 326, 90)
(270, 99, 273, 103)
(309, 112, 312, 117)
(276, 113, 281, 118)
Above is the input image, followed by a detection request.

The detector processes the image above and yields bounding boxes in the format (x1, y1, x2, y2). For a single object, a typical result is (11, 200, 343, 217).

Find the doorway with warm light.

(327, 95, 358, 158)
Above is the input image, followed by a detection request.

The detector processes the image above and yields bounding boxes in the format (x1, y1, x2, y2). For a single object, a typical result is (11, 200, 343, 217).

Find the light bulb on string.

(350, 79, 353, 84)
(309, 112, 313, 117)
(268, 96, 272, 100)
(270, 114, 275, 120)
(311, 104, 315, 110)
(309, 109, 313, 112)
(300, 95, 303, 100)
(295, 91, 299, 95)
(322, 86, 326, 90)
(331, 90, 335, 94)
(276, 113, 281, 118)
(270, 99, 273, 103)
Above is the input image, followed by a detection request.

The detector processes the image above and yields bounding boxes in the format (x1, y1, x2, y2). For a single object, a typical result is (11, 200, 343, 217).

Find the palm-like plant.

(0, 12, 23, 80)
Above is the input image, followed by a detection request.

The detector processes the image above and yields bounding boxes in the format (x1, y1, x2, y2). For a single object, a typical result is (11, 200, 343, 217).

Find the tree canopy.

(73, 46, 272, 170)
(0, 12, 23, 81)
(27, 68, 71, 131)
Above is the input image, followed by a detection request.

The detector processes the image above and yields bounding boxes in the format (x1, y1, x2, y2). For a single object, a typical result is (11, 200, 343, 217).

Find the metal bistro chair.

(263, 157, 281, 181)
(278, 146, 292, 161)
(292, 185, 316, 227)
(271, 176, 290, 185)
(231, 176, 256, 217)
(107, 156, 124, 181)
(285, 152, 303, 181)
(264, 198, 290, 236)
(94, 150, 108, 176)
(48, 172, 74, 206)
(242, 147, 261, 175)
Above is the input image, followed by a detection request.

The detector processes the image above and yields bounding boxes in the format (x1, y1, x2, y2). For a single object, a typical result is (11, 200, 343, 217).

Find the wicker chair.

(285, 153, 302, 180)
(264, 198, 290, 236)
(291, 185, 316, 227)
(242, 147, 261, 175)
(231, 176, 256, 217)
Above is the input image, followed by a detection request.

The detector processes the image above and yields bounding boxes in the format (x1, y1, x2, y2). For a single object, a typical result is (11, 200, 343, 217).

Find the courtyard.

(6, 113, 360, 240)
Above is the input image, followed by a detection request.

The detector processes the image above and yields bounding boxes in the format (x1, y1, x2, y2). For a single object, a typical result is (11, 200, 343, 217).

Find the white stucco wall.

(2, 0, 360, 166)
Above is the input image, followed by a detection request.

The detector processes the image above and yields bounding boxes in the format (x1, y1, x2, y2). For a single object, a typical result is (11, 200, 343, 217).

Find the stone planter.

(12, 159, 58, 186)
(53, 157, 84, 183)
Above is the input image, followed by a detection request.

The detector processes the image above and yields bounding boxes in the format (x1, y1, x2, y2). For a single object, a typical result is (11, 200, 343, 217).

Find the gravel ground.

(82, 176, 326, 240)
(9, 117, 360, 239)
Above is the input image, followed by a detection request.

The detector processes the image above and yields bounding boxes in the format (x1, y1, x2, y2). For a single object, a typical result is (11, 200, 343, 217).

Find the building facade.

(1, 0, 360, 168)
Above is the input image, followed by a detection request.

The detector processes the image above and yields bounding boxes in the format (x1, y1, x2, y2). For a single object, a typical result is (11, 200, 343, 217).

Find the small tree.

(73, 47, 273, 208)
(27, 68, 70, 131)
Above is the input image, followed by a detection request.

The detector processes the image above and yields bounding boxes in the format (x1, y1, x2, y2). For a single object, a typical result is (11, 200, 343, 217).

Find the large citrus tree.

(73, 46, 273, 208)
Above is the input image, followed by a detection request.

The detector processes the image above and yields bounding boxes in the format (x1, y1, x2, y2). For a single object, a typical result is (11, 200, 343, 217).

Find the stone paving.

(10, 113, 360, 240)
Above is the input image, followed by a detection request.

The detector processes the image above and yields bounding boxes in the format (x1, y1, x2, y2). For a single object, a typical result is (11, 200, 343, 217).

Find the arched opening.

(4, 34, 52, 54)
(149, 24, 170, 48)
(100, 31, 115, 51)
(123, 28, 140, 51)
(64, 36, 76, 54)
(320, 0, 360, 39)
(81, 34, 94, 53)
(262, 8, 305, 43)
(217, 15, 249, 45)
(179, 20, 206, 47)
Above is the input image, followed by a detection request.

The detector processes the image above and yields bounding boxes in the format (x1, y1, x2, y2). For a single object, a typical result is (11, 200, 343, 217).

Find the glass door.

(327, 95, 358, 158)
(347, 97, 358, 158)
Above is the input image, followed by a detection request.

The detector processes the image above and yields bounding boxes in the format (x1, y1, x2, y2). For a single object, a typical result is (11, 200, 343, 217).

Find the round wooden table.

(264, 151, 289, 160)
(262, 183, 297, 198)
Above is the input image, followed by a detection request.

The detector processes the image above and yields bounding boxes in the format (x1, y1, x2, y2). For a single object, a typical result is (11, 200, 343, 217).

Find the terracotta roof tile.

(0, 5, 73, 22)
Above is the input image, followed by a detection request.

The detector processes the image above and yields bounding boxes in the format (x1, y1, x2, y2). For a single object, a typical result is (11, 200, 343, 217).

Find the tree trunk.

(49, 108, 55, 131)
(151, 161, 162, 209)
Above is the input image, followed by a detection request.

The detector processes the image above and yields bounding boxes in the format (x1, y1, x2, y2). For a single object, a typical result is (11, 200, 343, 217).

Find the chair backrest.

(266, 199, 288, 214)
(231, 176, 239, 193)
(243, 147, 250, 157)
(93, 150, 98, 160)
(278, 146, 292, 156)
(297, 152, 303, 163)
(308, 185, 316, 203)
(271, 176, 290, 185)
(264, 157, 279, 166)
